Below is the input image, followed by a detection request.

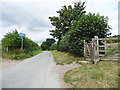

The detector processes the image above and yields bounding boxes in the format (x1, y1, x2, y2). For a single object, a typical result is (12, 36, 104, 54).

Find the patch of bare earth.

(0, 58, 21, 70)
(55, 62, 82, 88)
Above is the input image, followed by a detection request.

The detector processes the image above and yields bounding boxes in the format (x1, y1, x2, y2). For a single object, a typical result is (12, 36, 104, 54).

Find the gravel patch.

(55, 62, 82, 88)
(0, 58, 21, 70)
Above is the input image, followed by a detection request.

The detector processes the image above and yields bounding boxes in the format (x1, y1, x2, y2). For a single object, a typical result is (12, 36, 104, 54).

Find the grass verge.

(2, 49, 42, 60)
(64, 61, 119, 88)
(50, 50, 85, 65)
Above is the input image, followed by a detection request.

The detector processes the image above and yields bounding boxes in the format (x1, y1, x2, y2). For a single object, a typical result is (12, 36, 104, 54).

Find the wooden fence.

(84, 36, 120, 64)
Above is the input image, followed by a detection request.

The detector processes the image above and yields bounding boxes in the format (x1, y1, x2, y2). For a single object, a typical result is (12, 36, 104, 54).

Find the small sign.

(90, 42, 93, 48)
(19, 33, 26, 37)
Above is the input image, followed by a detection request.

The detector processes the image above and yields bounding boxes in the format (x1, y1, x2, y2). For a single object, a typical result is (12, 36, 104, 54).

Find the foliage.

(41, 38, 55, 50)
(23, 37, 39, 51)
(49, 1, 111, 56)
(2, 29, 21, 50)
(3, 49, 42, 60)
(2, 29, 40, 51)
(50, 43, 57, 50)
(63, 13, 111, 56)
(0, 43, 2, 58)
(70, 13, 111, 42)
(59, 37, 69, 51)
(49, 1, 86, 50)
(41, 41, 47, 50)
(2, 29, 41, 60)
(109, 35, 120, 42)
(112, 35, 120, 38)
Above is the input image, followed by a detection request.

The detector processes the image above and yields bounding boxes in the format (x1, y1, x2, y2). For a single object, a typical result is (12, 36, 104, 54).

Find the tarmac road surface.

(2, 51, 64, 88)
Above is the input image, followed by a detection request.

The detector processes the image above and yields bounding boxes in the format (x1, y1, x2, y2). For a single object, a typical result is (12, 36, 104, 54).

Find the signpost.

(19, 33, 26, 50)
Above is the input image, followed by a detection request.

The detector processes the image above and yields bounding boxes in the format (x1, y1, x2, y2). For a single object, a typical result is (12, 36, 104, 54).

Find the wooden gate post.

(104, 40, 107, 54)
(94, 36, 99, 57)
(84, 40, 87, 60)
(90, 38, 95, 61)
(94, 36, 99, 64)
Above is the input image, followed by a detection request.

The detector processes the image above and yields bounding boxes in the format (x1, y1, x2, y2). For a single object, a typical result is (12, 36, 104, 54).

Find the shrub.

(50, 43, 57, 50)
(59, 37, 69, 51)
(41, 38, 55, 50)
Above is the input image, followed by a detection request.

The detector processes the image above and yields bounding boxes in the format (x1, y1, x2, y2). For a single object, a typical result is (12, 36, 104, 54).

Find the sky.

(0, 0, 119, 45)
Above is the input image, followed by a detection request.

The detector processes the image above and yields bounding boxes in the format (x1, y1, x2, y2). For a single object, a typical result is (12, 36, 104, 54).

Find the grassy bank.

(64, 61, 119, 88)
(51, 50, 119, 88)
(2, 49, 42, 60)
(0, 44, 2, 58)
(50, 50, 84, 65)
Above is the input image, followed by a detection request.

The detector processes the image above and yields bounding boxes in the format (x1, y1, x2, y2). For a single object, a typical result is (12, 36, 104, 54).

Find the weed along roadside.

(64, 61, 119, 88)
(2, 30, 42, 61)
(50, 51, 119, 88)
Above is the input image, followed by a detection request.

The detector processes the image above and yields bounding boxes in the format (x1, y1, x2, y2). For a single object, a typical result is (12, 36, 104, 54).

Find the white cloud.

(0, 0, 119, 44)
(85, 0, 119, 35)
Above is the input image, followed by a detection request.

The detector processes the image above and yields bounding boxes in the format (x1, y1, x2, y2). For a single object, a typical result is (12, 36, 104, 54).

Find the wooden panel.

(100, 59, 120, 61)
(98, 38, 119, 40)
(99, 45, 120, 47)
(99, 54, 105, 57)
(99, 45, 105, 47)
(99, 50, 110, 52)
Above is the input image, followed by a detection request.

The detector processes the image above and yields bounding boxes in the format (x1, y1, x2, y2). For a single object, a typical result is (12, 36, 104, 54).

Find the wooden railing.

(84, 36, 120, 64)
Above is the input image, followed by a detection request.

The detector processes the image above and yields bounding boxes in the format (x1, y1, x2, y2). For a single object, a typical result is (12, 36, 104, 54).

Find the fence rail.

(84, 36, 120, 64)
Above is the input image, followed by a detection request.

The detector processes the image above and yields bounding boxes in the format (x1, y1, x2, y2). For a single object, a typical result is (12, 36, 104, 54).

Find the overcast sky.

(0, 0, 119, 45)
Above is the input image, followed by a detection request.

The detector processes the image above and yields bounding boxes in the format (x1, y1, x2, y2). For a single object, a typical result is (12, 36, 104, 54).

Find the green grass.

(50, 50, 119, 88)
(0, 43, 2, 58)
(64, 61, 119, 88)
(106, 43, 120, 56)
(2, 49, 42, 60)
(50, 50, 85, 65)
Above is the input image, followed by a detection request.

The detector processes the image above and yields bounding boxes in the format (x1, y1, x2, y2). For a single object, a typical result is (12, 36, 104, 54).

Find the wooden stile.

(84, 36, 120, 64)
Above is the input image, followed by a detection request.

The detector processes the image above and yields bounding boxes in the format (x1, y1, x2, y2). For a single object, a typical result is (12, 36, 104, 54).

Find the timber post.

(84, 40, 87, 60)
(90, 38, 95, 61)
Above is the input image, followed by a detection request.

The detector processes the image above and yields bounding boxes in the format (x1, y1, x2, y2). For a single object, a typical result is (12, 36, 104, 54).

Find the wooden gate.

(84, 36, 120, 64)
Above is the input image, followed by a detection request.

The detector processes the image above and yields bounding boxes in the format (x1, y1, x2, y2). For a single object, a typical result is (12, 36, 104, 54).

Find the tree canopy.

(49, 1, 111, 56)
(41, 38, 55, 50)
(49, 1, 86, 50)
(2, 29, 40, 52)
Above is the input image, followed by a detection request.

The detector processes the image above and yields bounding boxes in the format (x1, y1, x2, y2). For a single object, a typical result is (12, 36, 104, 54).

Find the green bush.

(5, 49, 42, 60)
(50, 43, 57, 50)
(10, 53, 31, 60)
(58, 27, 84, 56)
(41, 39, 55, 50)
(41, 41, 48, 50)
(59, 39, 69, 51)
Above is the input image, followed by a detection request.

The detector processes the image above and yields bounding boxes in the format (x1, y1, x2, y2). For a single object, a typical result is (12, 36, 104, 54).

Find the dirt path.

(55, 63, 81, 88)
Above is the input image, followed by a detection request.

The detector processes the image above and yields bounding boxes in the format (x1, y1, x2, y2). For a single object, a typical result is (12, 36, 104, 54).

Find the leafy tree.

(2, 29, 40, 52)
(59, 36, 69, 51)
(2, 29, 21, 51)
(50, 43, 57, 50)
(69, 13, 111, 42)
(23, 37, 39, 51)
(49, 1, 86, 50)
(49, 1, 111, 56)
(61, 13, 111, 56)
(41, 38, 55, 50)
(41, 41, 47, 50)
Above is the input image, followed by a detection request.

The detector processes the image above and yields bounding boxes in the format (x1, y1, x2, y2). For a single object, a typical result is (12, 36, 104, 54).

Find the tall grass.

(64, 61, 119, 88)
(2, 49, 42, 60)
(0, 43, 2, 58)
(50, 50, 84, 65)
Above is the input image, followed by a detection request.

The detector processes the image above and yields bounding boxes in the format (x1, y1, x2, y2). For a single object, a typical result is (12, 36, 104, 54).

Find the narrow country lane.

(2, 51, 64, 88)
